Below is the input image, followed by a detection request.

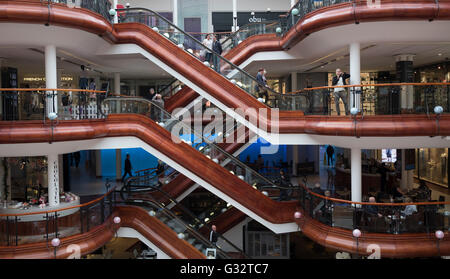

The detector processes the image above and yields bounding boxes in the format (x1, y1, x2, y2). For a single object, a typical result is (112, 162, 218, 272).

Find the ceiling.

(1, 20, 450, 82)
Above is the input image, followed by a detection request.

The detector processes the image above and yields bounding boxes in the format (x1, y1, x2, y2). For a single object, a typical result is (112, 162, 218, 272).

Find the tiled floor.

(67, 151, 120, 198)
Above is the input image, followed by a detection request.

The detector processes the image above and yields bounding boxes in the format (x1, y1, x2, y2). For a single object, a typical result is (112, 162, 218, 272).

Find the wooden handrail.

(0, 187, 116, 217)
(135, 167, 156, 173)
(298, 182, 450, 207)
(0, 88, 107, 93)
(289, 82, 450, 94)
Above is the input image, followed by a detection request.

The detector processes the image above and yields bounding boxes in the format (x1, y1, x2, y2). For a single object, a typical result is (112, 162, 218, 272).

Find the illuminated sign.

(23, 77, 73, 82)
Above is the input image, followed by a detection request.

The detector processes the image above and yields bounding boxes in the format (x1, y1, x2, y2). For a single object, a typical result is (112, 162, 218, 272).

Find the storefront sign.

(23, 77, 74, 82)
(248, 15, 263, 23)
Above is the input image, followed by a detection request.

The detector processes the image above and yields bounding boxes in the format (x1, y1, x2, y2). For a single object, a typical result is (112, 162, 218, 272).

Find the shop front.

(0, 156, 80, 222)
(415, 148, 449, 189)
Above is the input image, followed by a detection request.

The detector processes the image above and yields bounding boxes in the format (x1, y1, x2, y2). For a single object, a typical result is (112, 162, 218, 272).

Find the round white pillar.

(395, 54, 415, 110)
(173, 0, 178, 26)
(351, 148, 362, 203)
(232, 0, 238, 32)
(45, 45, 58, 116)
(47, 154, 60, 207)
(349, 42, 361, 112)
(114, 73, 121, 96)
(113, 0, 118, 24)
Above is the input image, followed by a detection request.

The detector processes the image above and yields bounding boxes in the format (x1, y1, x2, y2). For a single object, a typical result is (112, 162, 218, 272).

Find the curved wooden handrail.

(2, 1, 450, 137)
(0, 206, 206, 259)
(292, 82, 450, 94)
(0, 187, 116, 217)
(0, 115, 298, 224)
(298, 182, 450, 207)
(295, 206, 450, 258)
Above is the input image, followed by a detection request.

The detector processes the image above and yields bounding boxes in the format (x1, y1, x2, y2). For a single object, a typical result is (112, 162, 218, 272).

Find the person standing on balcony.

(122, 153, 133, 183)
(332, 68, 350, 115)
(202, 34, 214, 64)
(212, 35, 223, 73)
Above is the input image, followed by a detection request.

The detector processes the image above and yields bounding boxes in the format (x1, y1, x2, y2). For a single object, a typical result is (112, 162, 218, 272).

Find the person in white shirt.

(331, 68, 350, 115)
(202, 34, 213, 64)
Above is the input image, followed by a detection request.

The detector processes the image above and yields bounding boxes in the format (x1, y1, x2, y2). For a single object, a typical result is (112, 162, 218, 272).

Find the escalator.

(118, 181, 250, 258)
(106, 96, 256, 206)
(115, 7, 310, 116)
(103, 96, 300, 207)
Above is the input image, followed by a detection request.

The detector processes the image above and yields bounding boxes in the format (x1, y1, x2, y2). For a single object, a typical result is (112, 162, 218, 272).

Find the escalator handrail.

(220, 20, 281, 49)
(123, 196, 244, 259)
(123, 184, 250, 258)
(123, 199, 230, 259)
(115, 7, 305, 99)
(103, 96, 287, 191)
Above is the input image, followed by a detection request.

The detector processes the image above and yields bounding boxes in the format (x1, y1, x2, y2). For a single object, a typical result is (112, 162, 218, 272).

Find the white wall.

(216, 217, 251, 252)
(210, 0, 291, 12)
(118, 0, 291, 12)
(118, 0, 173, 11)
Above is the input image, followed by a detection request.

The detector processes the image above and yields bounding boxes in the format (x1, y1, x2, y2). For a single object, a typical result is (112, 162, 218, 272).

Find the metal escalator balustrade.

(119, 188, 249, 258)
(102, 97, 302, 202)
(116, 7, 309, 111)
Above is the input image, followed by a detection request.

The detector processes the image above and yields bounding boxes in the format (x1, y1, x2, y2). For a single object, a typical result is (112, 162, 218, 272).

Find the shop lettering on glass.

(248, 15, 264, 23)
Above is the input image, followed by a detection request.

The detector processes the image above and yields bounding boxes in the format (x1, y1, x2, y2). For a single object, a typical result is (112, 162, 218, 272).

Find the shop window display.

(415, 148, 448, 188)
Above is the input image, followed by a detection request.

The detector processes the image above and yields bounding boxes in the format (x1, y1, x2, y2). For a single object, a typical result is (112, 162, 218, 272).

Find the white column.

(395, 54, 415, 110)
(0, 58, 3, 117)
(291, 72, 298, 91)
(0, 159, 5, 201)
(208, 0, 213, 33)
(400, 149, 408, 190)
(173, 0, 178, 26)
(116, 149, 122, 181)
(95, 150, 102, 178)
(351, 148, 362, 203)
(349, 42, 361, 112)
(232, 0, 238, 32)
(113, 0, 118, 24)
(45, 45, 58, 116)
(47, 154, 60, 207)
(114, 73, 121, 96)
(406, 169, 414, 191)
(58, 154, 64, 192)
(292, 145, 299, 176)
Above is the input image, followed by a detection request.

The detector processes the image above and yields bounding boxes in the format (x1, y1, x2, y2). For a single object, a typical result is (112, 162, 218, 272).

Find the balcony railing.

(44, 0, 113, 22)
(0, 187, 116, 246)
(297, 183, 450, 234)
(0, 89, 107, 121)
(295, 83, 450, 116)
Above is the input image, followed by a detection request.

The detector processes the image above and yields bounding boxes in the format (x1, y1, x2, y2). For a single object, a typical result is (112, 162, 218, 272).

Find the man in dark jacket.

(122, 154, 133, 182)
(212, 35, 223, 73)
(255, 68, 268, 102)
(209, 225, 219, 246)
(331, 68, 350, 115)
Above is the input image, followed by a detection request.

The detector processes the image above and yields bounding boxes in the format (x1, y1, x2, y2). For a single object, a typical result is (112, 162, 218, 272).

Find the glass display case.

(415, 148, 448, 188)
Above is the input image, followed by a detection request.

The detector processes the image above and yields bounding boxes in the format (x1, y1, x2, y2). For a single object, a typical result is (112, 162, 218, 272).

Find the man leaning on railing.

(332, 68, 350, 116)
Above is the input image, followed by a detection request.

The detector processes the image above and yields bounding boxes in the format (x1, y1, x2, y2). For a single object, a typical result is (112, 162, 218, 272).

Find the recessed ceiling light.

(438, 53, 442, 56)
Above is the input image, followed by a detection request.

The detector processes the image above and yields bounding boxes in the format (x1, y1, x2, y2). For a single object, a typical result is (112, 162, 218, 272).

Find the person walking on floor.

(326, 145, 334, 166)
(122, 153, 133, 182)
